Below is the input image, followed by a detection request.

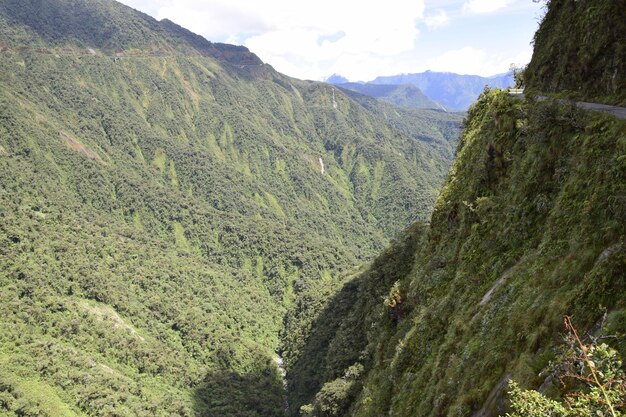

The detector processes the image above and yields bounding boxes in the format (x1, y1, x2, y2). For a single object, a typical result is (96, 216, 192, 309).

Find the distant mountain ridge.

(328, 71, 514, 111)
(326, 74, 349, 84)
(371, 71, 513, 110)
(333, 82, 447, 111)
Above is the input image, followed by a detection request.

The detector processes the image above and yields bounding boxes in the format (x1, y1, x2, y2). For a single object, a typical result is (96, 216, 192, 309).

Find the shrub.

(506, 317, 626, 417)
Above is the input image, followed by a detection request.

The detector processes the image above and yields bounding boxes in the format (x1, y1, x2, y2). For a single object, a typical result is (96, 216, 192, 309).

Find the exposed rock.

(471, 374, 511, 417)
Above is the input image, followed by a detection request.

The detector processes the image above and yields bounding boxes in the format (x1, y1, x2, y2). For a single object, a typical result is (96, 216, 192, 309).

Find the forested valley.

(1, 1, 625, 417)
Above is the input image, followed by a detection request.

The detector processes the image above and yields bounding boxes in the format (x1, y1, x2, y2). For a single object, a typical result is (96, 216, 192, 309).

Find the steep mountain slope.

(0, 0, 261, 65)
(0, 1, 463, 416)
(289, 1, 626, 414)
(525, 0, 626, 105)
(371, 71, 513, 110)
(332, 90, 461, 160)
(333, 83, 446, 111)
(291, 88, 626, 417)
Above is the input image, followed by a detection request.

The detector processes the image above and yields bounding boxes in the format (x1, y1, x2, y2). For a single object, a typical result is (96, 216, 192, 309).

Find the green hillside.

(292, 88, 626, 417)
(6, 1, 623, 417)
(0, 0, 462, 416)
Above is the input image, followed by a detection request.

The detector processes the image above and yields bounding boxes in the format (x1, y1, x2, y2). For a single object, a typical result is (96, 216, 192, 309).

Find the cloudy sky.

(117, 0, 546, 82)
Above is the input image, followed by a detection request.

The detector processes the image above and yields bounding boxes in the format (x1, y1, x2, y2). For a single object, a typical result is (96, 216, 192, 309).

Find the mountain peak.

(325, 74, 350, 84)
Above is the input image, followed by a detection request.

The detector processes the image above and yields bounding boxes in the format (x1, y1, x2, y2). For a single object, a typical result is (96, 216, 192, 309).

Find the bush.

(506, 317, 626, 417)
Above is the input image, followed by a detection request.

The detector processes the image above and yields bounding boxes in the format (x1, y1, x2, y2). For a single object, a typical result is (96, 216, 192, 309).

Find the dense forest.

(0, 0, 462, 416)
(292, 88, 626, 417)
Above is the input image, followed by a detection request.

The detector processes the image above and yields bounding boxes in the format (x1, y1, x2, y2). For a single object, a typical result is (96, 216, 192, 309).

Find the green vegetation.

(291, 3, 626, 413)
(281, 222, 427, 415)
(0, 0, 461, 416)
(0, 0, 261, 65)
(5, 0, 624, 416)
(291, 89, 626, 417)
(507, 318, 626, 417)
(526, 0, 626, 105)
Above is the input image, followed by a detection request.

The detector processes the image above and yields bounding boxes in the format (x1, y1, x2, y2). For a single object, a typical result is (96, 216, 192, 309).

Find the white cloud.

(424, 10, 449, 29)
(118, 0, 425, 81)
(424, 46, 530, 76)
(116, 0, 542, 81)
(242, 0, 425, 80)
(462, 0, 516, 14)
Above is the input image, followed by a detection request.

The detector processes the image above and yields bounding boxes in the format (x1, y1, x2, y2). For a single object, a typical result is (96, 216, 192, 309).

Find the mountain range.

(328, 71, 514, 111)
(333, 82, 447, 111)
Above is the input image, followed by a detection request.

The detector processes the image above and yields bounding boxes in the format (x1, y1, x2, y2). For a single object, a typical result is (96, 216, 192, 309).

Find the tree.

(509, 64, 525, 89)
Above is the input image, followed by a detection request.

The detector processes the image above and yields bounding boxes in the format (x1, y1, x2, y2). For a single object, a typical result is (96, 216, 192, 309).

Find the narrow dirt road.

(510, 92, 626, 120)
(575, 100, 626, 120)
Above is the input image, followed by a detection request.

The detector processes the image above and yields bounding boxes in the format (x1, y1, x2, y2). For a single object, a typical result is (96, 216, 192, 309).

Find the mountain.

(325, 74, 349, 84)
(332, 82, 447, 111)
(0, 0, 463, 416)
(5, 1, 623, 417)
(286, 1, 626, 416)
(371, 71, 514, 110)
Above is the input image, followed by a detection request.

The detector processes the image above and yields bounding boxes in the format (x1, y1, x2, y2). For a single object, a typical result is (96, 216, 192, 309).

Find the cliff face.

(291, 89, 626, 417)
(525, 0, 626, 105)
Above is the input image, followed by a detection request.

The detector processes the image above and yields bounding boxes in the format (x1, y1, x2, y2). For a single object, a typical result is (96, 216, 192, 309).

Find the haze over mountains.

(328, 71, 514, 111)
(333, 83, 447, 112)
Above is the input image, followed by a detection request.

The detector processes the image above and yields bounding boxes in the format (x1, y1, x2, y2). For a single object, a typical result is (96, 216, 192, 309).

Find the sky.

(117, 0, 546, 82)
